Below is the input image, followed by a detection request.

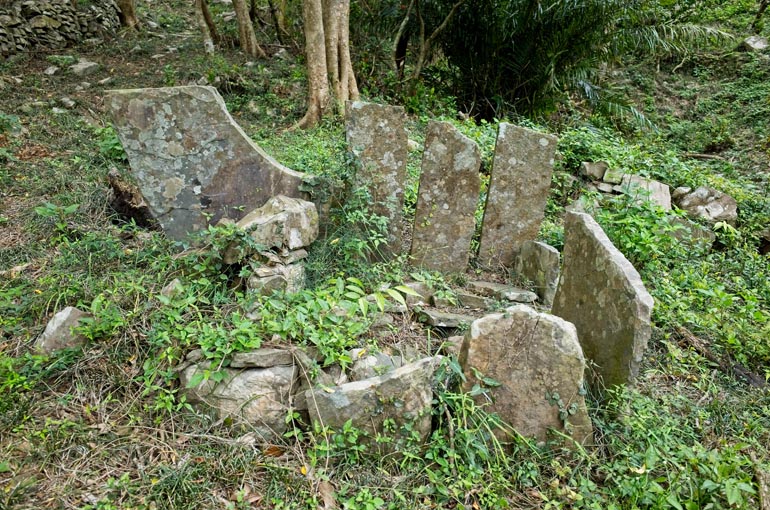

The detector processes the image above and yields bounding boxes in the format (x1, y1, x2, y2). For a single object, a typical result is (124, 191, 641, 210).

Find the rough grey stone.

(180, 363, 297, 440)
(69, 59, 99, 76)
(580, 161, 608, 181)
(596, 182, 615, 193)
(230, 348, 294, 368)
(410, 121, 481, 272)
(515, 241, 560, 307)
(674, 186, 738, 225)
(305, 357, 440, 448)
(467, 280, 537, 303)
(349, 348, 403, 381)
(617, 174, 671, 210)
(403, 281, 433, 307)
(602, 167, 625, 184)
(233, 195, 319, 254)
(459, 305, 593, 445)
(43, 65, 59, 75)
(478, 123, 557, 267)
(742, 35, 768, 52)
(107, 86, 308, 240)
(345, 101, 408, 256)
(455, 290, 492, 310)
(34, 306, 91, 354)
(417, 309, 476, 328)
(552, 212, 654, 389)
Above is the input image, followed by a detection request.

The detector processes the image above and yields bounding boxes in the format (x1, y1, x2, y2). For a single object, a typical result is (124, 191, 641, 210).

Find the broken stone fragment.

(673, 186, 738, 225)
(34, 306, 91, 354)
(455, 290, 492, 310)
(459, 305, 593, 445)
(305, 357, 441, 450)
(230, 348, 294, 368)
(236, 195, 319, 251)
(417, 308, 476, 328)
(617, 174, 671, 210)
(515, 241, 560, 307)
(180, 363, 297, 441)
(348, 348, 404, 381)
(69, 59, 99, 76)
(467, 280, 537, 303)
(579, 161, 608, 181)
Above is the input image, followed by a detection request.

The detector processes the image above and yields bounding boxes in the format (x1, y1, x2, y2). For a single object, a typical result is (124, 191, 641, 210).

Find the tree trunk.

(233, 0, 266, 58)
(294, 0, 359, 129)
(116, 0, 139, 29)
(753, 0, 769, 33)
(195, 0, 215, 54)
(200, 0, 219, 44)
(293, 0, 330, 129)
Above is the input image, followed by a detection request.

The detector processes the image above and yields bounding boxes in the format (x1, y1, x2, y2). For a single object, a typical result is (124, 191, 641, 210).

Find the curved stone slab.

(552, 212, 654, 389)
(478, 123, 557, 267)
(410, 120, 481, 272)
(459, 305, 593, 445)
(107, 86, 307, 240)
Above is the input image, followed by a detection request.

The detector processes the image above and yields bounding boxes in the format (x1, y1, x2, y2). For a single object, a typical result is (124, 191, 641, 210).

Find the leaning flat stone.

(305, 357, 440, 449)
(107, 86, 307, 240)
(410, 121, 481, 271)
(459, 305, 592, 445)
(467, 280, 537, 303)
(515, 241, 560, 307)
(181, 364, 297, 440)
(552, 212, 653, 389)
(346, 101, 408, 256)
(417, 309, 476, 328)
(617, 174, 671, 210)
(34, 306, 91, 354)
(230, 348, 294, 368)
(478, 123, 557, 267)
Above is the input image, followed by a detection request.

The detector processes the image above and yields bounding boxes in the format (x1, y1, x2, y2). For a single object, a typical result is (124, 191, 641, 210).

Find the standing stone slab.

(345, 101, 408, 256)
(478, 124, 557, 267)
(410, 121, 481, 271)
(459, 305, 592, 445)
(107, 86, 307, 240)
(552, 212, 654, 389)
(515, 241, 560, 307)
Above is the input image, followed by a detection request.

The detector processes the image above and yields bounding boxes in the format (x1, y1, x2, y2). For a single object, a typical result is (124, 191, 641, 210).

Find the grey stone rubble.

(673, 186, 738, 225)
(107, 86, 309, 241)
(580, 161, 608, 180)
(478, 123, 558, 267)
(742, 35, 769, 52)
(467, 280, 538, 304)
(552, 212, 654, 389)
(345, 101, 408, 256)
(616, 174, 672, 210)
(34, 306, 91, 354)
(417, 308, 477, 328)
(305, 357, 441, 450)
(410, 120, 481, 272)
(0, 0, 121, 56)
(180, 361, 298, 441)
(69, 59, 99, 76)
(514, 241, 561, 307)
(460, 305, 593, 445)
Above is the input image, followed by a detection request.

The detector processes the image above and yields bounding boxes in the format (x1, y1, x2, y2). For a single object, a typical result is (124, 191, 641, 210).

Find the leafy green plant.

(94, 126, 127, 163)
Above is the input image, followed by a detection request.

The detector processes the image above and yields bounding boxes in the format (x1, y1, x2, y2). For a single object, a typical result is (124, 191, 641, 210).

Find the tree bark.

(408, 0, 466, 94)
(294, 0, 359, 129)
(195, 0, 215, 54)
(233, 0, 266, 58)
(753, 0, 769, 33)
(116, 0, 139, 30)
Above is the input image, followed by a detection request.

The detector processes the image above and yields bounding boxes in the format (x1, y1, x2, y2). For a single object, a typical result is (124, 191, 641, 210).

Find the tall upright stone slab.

(515, 240, 560, 307)
(107, 86, 307, 240)
(552, 212, 654, 389)
(478, 124, 557, 267)
(345, 101, 408, 256)
(459, 305, 593, 445)
(410, 121, 481, 271)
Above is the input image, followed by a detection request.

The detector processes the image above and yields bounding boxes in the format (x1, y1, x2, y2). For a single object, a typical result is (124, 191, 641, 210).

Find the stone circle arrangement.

(38, 85, 740, 448)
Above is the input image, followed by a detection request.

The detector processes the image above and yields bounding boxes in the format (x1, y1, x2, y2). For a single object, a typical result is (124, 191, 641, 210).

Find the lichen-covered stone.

(235, 195, 319, 251)
(180, 363, 297, 441)
(410, 121, 481, 271)
(459, 305, 593, 445)
(107, 86, 308, 240)
(478, 124, 557, 267)
(345, 101, 408, 256)
(515, 241, 560, 307)
(617, 174, 671, 210)
(305, 357, 440, 449)
(552, 212, 653, 389)
(673, 186, 738, 225)
(34, 306, 91, 354)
